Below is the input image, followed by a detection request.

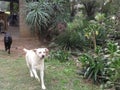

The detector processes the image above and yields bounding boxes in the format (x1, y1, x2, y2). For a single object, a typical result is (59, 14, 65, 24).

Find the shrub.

(79, 47, 107, 84)
(49, 50, 71, 62)
(54, 12, 87, 50)
(55, 30, 86, 50)
(84, 20, 108, 50)
(104, 41, 120, 89)
(79, 41, 120, 88)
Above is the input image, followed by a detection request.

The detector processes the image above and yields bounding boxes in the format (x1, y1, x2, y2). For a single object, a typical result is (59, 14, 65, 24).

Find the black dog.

(3, 32, 12, 54)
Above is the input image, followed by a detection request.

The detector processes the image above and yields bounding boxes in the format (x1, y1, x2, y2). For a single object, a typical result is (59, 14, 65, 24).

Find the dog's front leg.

(4, 43, 7, 51)
(40, 70, 46, 89)
(8, 49, 10, 54)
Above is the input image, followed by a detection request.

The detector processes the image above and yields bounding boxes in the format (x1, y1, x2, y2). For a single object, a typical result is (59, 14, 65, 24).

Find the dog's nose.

(42, 55, 45, 58)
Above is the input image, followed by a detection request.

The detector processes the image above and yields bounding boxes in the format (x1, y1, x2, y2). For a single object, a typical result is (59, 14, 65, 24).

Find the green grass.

(0, 52, 101, 90)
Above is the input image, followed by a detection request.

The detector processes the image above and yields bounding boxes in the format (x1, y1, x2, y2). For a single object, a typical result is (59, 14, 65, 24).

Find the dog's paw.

(30, 73, 34, 78)
(36, 78, 40, 82)
(42, 85, 46, 89)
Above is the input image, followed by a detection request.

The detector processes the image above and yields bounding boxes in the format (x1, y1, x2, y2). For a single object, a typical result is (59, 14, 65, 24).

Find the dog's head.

(34, 48, 49, 59)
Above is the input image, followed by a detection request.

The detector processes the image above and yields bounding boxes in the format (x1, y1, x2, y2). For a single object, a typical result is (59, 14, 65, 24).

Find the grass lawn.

(0, 51, 101, 90)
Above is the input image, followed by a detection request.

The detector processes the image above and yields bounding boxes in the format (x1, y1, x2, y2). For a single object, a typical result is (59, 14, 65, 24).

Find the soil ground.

(0, 26, 44, 59)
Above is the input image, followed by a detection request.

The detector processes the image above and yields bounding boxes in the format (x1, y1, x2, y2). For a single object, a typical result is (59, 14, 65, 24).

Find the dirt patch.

(0, 37, 45, 59)
(0, 26, 47, 59)
(12, 38, 42, 57)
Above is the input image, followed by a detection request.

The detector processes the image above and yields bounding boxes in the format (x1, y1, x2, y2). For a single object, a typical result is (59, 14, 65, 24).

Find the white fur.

(23, 48, 49, 89)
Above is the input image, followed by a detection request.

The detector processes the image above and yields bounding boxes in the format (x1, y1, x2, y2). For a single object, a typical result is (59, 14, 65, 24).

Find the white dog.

(23, 48, 49, 89)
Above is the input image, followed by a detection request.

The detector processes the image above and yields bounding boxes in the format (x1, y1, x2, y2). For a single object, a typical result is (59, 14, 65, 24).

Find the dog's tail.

(23, 48, 29, 53)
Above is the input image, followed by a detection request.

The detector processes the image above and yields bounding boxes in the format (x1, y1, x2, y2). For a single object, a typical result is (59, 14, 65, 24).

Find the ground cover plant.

(0, 50, 100, 90)
(79, 41, 120, 89)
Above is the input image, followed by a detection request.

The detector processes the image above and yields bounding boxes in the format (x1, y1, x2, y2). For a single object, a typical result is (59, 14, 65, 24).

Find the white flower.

(104, 55, 110, 58)
(117, 46, 120, 49)
(111, 16, 116, 20)
(110, 68, 115, 71)
(115, 43, 118, 45)
(116, 50, 120, 52)
(74, 4, 84, 9)
(104, 0, 110, 5)
(107, 61, 111, 65)
(104, 48, 107, 51)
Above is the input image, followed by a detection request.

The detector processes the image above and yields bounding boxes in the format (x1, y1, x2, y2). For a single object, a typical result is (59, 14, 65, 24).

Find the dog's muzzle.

(42, 55, 45, 58)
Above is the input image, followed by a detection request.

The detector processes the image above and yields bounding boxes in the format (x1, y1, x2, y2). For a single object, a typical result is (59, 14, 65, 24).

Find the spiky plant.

(25, 0, 53, 38)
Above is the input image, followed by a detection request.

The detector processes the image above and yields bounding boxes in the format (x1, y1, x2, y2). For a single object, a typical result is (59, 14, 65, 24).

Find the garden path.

(0, 26, 43, 59)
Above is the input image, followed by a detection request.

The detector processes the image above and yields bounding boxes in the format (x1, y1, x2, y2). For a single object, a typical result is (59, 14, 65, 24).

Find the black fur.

(4, 32, 12, 54)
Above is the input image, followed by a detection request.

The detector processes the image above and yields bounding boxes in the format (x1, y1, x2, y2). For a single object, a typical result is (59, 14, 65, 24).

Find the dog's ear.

(33, 49, 37, 52)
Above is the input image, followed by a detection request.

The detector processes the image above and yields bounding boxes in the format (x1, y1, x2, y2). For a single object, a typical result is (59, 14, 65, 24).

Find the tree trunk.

(19, 0, 31, 37)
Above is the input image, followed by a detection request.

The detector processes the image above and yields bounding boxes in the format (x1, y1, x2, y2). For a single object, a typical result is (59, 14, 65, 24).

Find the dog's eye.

(39, 52, 41, 54)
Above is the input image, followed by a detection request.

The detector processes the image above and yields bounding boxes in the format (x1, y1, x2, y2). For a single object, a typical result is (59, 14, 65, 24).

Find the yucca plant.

(25, 0, 54, 38)
(25, 0, 68, 41)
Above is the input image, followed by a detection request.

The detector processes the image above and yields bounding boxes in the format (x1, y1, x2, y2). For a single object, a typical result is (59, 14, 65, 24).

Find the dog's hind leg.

(8, 42, 12, 54)
(29, 69, 34, 77)
(32, 68, 40, 82)
(25, 57, 34, 77)
(28, 66, 34, 77)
